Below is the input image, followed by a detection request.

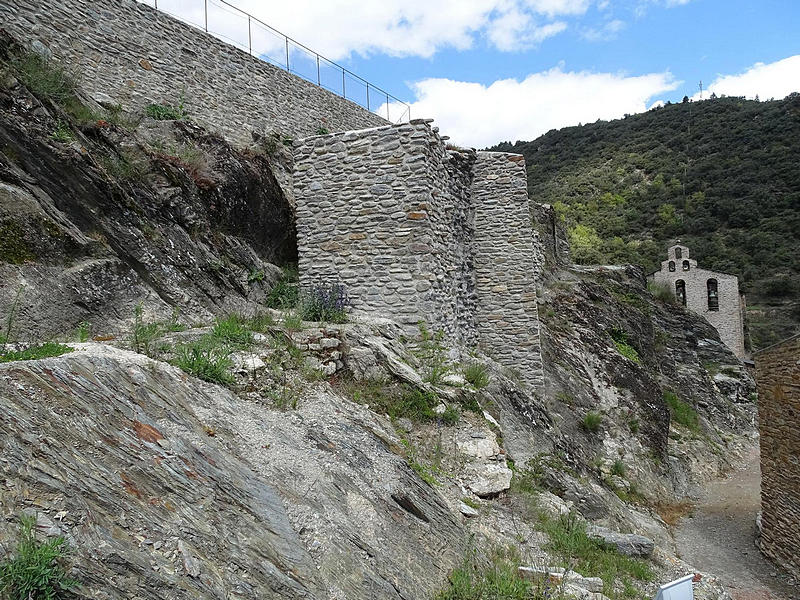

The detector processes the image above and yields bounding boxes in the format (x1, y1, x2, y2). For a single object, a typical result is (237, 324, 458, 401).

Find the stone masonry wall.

(472, 153, 544, 387)
(756, 335, 800, 578)
(1, 0, 388, 146)
(294, 121, 544, 389)
(293, 121, 477, 347)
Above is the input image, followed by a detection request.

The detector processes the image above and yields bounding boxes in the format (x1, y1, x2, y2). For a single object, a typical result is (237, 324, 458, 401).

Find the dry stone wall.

(1, 0, 388, 145)
(756, 335, 800, 578)
(294, 121, 544, 389)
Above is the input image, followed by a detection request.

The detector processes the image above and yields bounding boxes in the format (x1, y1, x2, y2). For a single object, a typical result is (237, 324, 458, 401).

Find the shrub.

(582, 411, 603, 433)
(300, 283, 349, 323)
(510, 466, 542, 496)
(414, 322, 451, 385)
(174, 342, 234, 385)
(11, 52, 77, 104)
(266, 266, 299, 309)
(664, 391, 700, 432)
(76, 321, 91, 342)
(608, 328, 641, 364)
(50, 120, 73, 143)
(0, 514, 77, 600)
(463, 362, 490, 389)
(145, 100, 187, 121)
(611, 459, 627, 477)
(0, 342, 72, 363)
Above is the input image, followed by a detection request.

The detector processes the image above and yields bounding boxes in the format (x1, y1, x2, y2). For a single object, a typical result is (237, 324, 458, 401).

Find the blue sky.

(151, 0, 800, 146)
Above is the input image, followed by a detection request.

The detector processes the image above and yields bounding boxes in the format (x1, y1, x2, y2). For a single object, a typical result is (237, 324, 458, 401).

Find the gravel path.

(674, 444, 798, 600)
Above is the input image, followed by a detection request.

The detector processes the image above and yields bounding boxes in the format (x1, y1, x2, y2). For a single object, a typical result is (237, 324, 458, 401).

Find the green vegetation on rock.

(664, 390, 700, 432)
(0, 514, 77, 600)
(539, 512, 654, 597)
(0, 342, 72, 363)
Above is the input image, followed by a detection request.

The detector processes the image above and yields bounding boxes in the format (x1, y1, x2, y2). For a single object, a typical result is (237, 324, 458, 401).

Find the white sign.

(653, 574, 694, 600)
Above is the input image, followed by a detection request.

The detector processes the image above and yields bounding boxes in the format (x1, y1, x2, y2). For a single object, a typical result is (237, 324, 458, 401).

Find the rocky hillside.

(0, 30, 295, 342)
(492, 95, 800, 349)
(0, 30, 756, 600)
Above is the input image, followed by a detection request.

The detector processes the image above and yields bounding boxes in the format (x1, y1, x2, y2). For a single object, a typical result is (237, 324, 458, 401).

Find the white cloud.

(386, 67, 679, 147)
(147, 0, 586, 60)
(692, 55, 800, 101)
(580, 19, 625, 41)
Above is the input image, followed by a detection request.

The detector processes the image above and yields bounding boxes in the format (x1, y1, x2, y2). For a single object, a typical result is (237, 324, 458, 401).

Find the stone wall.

(1, 0, 388, 145)
(648, 245, 746, 358)
(472, 153, 544, 386)
(755, 334, 800, 578)
(294, 121, 544, 389)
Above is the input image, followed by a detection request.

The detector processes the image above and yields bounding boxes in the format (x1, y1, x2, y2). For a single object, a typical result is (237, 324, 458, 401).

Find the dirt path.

(674, 444, 798, 600)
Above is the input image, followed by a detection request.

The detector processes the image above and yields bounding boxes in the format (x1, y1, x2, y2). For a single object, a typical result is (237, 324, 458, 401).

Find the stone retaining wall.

(1, 0, 388, 145)
(294, 121, 544, 389)
(756, 334, 800, 577)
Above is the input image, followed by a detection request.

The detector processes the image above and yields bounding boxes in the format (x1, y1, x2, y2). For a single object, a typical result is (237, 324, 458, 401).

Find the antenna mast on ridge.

(698, 80, 703, 100)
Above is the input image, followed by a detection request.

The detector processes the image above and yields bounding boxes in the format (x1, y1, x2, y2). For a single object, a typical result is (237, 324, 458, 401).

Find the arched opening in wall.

(675, 247, 683, 259)
(707, 279, 719, 311)
(676, 280, 687, 306)
(682, 260, 690, 271)
(668, 261, 676, 272)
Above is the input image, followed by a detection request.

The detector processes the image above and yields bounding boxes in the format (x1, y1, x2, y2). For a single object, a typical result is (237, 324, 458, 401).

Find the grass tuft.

(11, 52, 77, 104)
(463, 362, 490, 389)
(664, 390, 700, 432)
(266, 266, 299, 309)
(582, 411, 603, 433)
(0, 514, 78, 599)
(210, 314, 253, 347)
(173, 342, 234, 385)
(0, 342, 72, 363)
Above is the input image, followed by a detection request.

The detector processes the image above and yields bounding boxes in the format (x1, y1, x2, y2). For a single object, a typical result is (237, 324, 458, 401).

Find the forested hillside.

(492, 94, 800, 349)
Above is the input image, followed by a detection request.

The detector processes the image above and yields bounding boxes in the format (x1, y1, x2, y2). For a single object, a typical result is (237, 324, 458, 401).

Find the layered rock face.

(536, 264, 756, 508)
(0, 32, 296, 340)
(0, 344, 467, 600)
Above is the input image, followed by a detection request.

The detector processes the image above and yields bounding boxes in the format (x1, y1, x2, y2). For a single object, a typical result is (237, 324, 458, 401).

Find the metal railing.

(139, 0, 411, 123)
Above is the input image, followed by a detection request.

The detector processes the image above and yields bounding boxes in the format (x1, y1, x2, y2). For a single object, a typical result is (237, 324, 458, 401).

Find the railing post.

(316, 55, 320, 86)
(248, 16, 252, 55)
(154, 0, 157, 8)
(204, 0, 208, 31)
(386, 93, 389, 120)
(366, 83, 369, 110)
(285, 38, 289, 70)
(342, 69, 346, 99)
